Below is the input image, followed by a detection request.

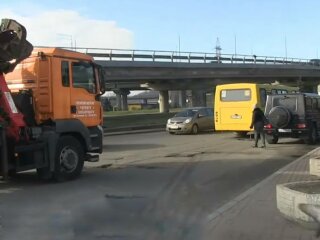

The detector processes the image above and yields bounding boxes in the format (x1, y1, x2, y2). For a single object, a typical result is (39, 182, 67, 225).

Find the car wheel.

(53, 135, 85, 182)
(191, 124, 199, 135)
(266, 134, 278, 144)
(304, 124, 317, 145)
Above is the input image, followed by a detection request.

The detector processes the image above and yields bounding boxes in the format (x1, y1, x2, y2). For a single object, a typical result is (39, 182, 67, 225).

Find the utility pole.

(215, 37, 221, 57)
(57, 33, 74, 49)
(234, 34, 237, 56)
(215, 37, 222, 63)
(177, 34, 181, 62)
(285, 35, 287, 60)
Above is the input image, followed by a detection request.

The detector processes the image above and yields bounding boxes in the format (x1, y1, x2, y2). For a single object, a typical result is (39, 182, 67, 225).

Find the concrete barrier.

(310, 157, 320, 176)
(276, 181, 320, 228)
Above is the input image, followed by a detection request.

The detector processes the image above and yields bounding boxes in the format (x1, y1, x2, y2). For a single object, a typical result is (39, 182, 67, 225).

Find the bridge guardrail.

(37, 46, 315, 66)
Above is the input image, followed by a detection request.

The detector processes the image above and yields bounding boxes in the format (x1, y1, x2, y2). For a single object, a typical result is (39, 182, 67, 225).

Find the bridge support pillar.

(159, 90, 169, 113)
(121, 89, 130, 111)
(115, 92, 122, 111)
(179, 90, 187, 108)
(114, 89, 130, 111)
(169, 91, 180, 108)
(191, 90, 206, 107)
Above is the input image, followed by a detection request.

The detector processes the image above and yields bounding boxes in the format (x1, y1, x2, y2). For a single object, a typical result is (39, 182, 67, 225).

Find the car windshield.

(174, 109, 198, 117)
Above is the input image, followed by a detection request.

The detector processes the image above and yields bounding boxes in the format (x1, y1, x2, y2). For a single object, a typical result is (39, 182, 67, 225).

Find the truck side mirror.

(97, 65, 106, 94)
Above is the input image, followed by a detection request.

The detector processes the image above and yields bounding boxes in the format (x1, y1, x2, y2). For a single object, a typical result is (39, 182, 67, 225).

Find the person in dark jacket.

(250, 104, 267, 148)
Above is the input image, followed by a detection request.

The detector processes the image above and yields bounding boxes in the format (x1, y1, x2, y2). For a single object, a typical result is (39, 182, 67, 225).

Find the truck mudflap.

(88, 125, 103, 153)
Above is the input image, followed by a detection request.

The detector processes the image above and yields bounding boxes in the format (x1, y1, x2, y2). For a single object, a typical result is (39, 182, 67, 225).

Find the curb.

(309, 156, 320, 176)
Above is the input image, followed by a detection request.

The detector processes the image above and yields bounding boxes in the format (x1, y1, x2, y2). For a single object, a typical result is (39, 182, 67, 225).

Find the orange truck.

(0, 19, 105, 181)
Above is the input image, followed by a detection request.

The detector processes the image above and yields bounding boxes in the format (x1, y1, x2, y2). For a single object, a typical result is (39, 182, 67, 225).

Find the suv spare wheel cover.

(268, 106, 291, 128)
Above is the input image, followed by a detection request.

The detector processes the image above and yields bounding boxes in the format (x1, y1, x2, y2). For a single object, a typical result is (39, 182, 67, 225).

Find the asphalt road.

(0, 131, 318, 240)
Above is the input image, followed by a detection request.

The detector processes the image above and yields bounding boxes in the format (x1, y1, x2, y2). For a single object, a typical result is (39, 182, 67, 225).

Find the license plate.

(231, 114, 242, 119)
(279, 129, 292, 133)
(170, 125, 179, 129)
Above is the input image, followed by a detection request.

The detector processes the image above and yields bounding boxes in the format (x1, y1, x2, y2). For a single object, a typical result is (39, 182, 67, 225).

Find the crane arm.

(0, 18, 33, 73)
(0, 19, 33, 141)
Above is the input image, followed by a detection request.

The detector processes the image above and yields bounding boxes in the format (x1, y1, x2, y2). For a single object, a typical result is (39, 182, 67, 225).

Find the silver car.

(166, 107, 214, 134)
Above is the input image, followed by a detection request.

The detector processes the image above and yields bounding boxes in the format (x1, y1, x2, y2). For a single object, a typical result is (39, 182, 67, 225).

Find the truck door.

(69, 61, 101, 127)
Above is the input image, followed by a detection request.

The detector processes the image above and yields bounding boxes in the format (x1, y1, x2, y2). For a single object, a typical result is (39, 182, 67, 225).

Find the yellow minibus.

(214, 83, 299, 137)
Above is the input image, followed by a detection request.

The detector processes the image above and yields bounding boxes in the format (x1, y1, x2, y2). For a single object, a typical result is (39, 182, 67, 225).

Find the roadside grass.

(103, 109, 180, 129)
(104, 108, 181, 117)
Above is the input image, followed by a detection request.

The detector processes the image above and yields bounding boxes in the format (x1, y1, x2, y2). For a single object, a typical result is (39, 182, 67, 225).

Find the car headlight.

(167, 119, 171, 124)
(184, 118, 192, 124)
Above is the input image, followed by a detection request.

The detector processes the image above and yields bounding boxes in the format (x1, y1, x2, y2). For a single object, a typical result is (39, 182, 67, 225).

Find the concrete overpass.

(74, 48, 320, 112)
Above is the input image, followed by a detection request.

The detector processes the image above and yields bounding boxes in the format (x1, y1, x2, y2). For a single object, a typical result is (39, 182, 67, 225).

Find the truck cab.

(3, 47, 106, 180)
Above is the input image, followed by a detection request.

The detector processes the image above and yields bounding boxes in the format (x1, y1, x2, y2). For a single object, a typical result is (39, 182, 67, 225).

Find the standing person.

(250, 104, 267, 148)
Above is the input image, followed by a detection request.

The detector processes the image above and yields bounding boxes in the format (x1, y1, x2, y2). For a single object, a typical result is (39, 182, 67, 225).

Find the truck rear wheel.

(53, 135, 84, 181)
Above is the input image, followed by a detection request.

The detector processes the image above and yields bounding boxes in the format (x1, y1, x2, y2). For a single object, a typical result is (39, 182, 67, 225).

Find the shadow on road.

(235, 137, 320, 146)
(169, 131, 214, 136)
(276, 139, 305, 144)
(104, 143, 164, 152)
(0, 171, 46, 193)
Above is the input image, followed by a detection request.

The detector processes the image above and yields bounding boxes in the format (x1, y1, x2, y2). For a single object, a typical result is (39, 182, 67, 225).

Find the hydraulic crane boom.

(0, 19, 33, 179)
(0, 18, 33, 73)
(0, 19, 33, 141)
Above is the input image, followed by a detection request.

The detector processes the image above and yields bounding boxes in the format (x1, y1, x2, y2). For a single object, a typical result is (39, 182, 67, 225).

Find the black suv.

(264, 93, 320, 144)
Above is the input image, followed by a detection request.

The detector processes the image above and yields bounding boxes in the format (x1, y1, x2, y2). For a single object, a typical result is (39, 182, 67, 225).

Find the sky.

(1, 0, 320, 59)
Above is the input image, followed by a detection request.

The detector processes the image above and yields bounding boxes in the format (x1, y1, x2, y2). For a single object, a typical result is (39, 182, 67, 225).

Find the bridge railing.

(44, 46, 315, 65)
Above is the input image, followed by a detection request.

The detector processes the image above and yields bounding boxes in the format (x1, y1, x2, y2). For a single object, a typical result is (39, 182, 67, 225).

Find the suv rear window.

(273, 96, 297, 112)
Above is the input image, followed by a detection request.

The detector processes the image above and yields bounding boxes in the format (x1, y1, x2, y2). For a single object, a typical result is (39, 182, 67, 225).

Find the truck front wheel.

(53, 135, 84, 181)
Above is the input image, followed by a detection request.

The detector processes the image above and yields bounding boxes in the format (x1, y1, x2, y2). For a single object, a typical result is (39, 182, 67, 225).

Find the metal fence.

(38, 46, 315, 65)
